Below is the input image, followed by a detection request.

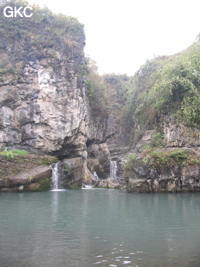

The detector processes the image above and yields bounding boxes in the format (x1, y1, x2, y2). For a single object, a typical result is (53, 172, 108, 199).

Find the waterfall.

(93, 171, 99, 178)
(51, 162, 63, 191)
(110, 160, 118, 179)
(82, 184, 94, 189)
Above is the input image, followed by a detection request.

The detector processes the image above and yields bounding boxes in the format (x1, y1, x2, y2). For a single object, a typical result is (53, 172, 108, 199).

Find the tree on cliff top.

(128, 40, 200, 129)
(0, 0, 85, 47)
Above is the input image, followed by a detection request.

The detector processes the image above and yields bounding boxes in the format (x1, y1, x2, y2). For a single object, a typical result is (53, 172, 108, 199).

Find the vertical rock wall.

(0, 7, 113, 185)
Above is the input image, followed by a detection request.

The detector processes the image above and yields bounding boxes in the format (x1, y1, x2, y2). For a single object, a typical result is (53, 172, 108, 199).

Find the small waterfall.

(93, 171, 99, 178)
(82, 184, 94, 189)
(51, 162, 64, 191)
(110, 160, 118, 179)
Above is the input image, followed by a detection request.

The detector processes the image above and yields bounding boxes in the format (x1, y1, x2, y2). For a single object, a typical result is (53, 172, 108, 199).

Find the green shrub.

(124, 152, 137, 176)
(142, 149, 189, 169)
(150, 132, 164, 147)
(0, 149, 27, 159)
(123, 148, 200, 177)
(127, 41, 200, 130)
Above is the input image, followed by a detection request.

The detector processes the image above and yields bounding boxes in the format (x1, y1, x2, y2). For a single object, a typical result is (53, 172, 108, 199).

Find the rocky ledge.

(125, 148, 200, 193)
(0, 154, 57, 192)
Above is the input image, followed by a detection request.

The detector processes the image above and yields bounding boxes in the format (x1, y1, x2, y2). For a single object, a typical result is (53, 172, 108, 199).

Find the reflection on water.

(0, 190, 200, 267)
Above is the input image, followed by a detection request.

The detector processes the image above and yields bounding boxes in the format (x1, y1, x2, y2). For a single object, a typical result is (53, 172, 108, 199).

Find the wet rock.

(163, 117, 200, 147)
(98, 178, 125, 189)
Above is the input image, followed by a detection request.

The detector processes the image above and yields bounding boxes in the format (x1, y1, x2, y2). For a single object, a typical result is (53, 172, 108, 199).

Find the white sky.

(28, 0, 200, 75)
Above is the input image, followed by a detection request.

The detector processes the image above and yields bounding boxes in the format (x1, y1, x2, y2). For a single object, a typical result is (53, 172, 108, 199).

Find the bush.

(0, 149, 27, 159)
(128, 41, 200, 129)
(142, 149, 190, 169)
(124, 152, 137, 176)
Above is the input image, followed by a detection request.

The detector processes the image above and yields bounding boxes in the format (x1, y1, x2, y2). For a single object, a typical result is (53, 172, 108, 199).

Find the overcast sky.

(28, 0, 200, 75)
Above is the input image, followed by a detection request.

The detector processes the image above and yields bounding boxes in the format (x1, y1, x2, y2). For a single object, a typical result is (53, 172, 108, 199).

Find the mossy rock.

(70, 182, 81, 190)
(38, 178, 51, 191)
(26, 178, 51, 192)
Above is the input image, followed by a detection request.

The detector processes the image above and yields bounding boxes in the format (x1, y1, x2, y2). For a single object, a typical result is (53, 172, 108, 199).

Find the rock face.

(61, 157, 99, 188)
(2, 4, 198, 192)
(163, 117, 200, 148)
(0, 5, 112, 186)
(0, 26, 86, 158)
(87, 143, 111, 178)
(126, 148, 200, 193)
(98, 178, 126, 189)
(0, 154, 57, 191)
(124, 113, 200, 193)
(127, 166, 200, 193)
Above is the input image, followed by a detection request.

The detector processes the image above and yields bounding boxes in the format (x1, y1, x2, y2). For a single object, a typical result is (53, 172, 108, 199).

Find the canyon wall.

(0, 3, 115, 189)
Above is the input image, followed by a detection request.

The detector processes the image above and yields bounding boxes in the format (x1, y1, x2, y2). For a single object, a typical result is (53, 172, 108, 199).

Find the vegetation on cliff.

(86, 39, 200, 130)
(0, 1, 199, 191)
(86, 58, 132, 128)
(124, 148, 200, 177)
(85, 37, 200, 188)
(0, 0, 85, 78)
(0, 149, 27, 159)
(128, 41, 200, 129)
(85, 39, 200, 164)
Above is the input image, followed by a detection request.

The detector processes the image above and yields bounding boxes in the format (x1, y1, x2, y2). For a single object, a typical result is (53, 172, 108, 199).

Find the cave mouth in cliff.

(94, 168, 107, 179)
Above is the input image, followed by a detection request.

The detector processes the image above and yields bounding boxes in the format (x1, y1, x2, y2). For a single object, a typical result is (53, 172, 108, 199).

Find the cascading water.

(51, 162, 59, 190)
(50, 162, 65, 191)
(82, 171, 98, 189)
(110, 160, 118, 179)
(93, 171, 99, 178)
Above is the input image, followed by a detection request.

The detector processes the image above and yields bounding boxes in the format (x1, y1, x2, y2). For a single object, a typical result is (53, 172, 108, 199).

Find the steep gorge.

(0, 1, 200, 193)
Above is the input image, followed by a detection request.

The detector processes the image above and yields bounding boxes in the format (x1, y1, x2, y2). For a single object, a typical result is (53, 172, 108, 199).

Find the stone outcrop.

(87, 143, 111, 178)
(0, 154, 57, 191)
(124, 114, 200, 193)
(0, 32, 87, 157)
(60, 157, 98, 188)
(163, 117, 200, 147)
(0, 6, 113, 186)
(126, 148, 200, 193)
(98, 178, 126, 189)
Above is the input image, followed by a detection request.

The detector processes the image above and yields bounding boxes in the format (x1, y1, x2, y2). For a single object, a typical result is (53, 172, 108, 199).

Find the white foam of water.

(50, 189, 67, 192)
(82, 184, 94, 189)
(93, 171, 99, 178)
(50, 162, 65, 190)
(110, 160, 118, 178)
(123, 261, 132, 264)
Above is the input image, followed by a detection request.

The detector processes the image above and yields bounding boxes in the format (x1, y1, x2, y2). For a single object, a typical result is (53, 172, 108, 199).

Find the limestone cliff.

(123, 42, 200, 192)
(0, 1, 112, 188)
(0, 5, 86, 157)
(1, 2, 199, 192)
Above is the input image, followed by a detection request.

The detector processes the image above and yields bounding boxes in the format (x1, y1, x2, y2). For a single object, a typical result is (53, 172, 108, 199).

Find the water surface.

(0, 190, 200, 267)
